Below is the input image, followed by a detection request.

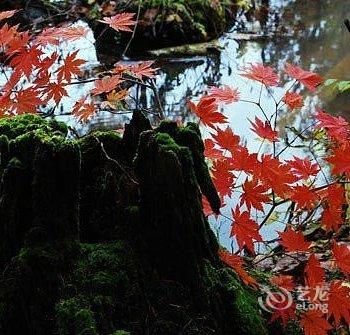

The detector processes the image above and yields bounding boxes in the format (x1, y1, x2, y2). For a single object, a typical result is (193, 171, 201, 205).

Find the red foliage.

(300, 310, 332, 335)
(332, 242, 350, 276)
(230, 206, 262, 253)
(285, 156, 319, 180)
(56, 50, 86, 83)
(290, 184, 319, 210)
(285, 63, 323, 91)
(278, 229, 311, 252)
(188, 97, 227, 129)
(325, 144, 350, 178)
(249, 117, 278, 142)
(211, 126, 240, 153)
(208, 85, 240, 104)
(219, 249, 258, 287)
(99, 13, 136, 32)
(91, 75, 123, 95)
(282, 91, 303, 110)
(240, 178, 270, 211)
(304, 254, 325, 289)
(241, 63, 279, 86)
(316, 109, 350, 144)
(327, 280, 350, 326)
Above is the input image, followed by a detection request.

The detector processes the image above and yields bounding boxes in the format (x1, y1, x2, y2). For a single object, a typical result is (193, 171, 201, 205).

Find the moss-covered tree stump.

(0, 113, 267, 335)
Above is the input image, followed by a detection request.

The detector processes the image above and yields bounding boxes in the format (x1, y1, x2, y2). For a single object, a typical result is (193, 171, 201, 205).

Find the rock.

(146, 40, 223, 57)
(88, 0, 239, 59)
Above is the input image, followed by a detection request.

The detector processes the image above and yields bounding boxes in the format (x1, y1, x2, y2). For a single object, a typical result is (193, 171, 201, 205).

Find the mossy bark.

(0, 113, 268, 335)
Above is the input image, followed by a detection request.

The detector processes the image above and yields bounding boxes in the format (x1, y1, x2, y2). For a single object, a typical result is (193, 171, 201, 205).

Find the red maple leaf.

(229, 145, 258, 174)
(208, 85, 240, 104)
(282, 91, 303, 110)
(188, 97, 227, 129)
(0, 93, 13, 116)
(285, 63, 323, 92)
(35, 26, 89, 46)
(327, 280, 350, 326)
(131, 61, 158, 80)
(230, 206, 262, 253)
(219, 249, 258, 287)
(278, 228, 311, 252)
(241, 63, 279, 86)
(300, 309, 332, 335)
(41, 82, 68, 104)
(323, 184, 346, 207)
(211, 126, 240, 153)
(290, 184, 319, 210)
(256, 155, 297, 197)
(6, 30, 31, 56)
(285, 156, 319, 180)
(304, 253, 325, 289)
(332, 242, 350, 276)
(270, 275, 295, 291)
(211, 158, 235, 197)
(10, 45, 43, 78)
(37, 52, 59, 75)
(72, 97, 96, 123)
(240, 178, 270, 211)
(325, 143, 350, 178)
(0, 23, 20, 51)
(2, 69, 21, 91)
(320, 184, 345, 232)
(321, 207, 343, 233)
(91, 76, 124, 95)
(56, 51, 86, 83)
(99, 13, 136, 32)
(316, 109, 349, 144)
(114, 62, 134, 75)
(204, 138, 223, 160)
(12, 88, 42, 114)
(249, 117, 278, 142)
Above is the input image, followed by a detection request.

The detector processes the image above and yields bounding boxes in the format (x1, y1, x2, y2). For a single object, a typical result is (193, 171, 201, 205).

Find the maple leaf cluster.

(0, 9, 159, 123)
(191, 62, 350, 334)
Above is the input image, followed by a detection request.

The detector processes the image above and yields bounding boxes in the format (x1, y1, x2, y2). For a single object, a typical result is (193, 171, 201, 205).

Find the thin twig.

(95, 137, 139, 185)
(122, 0, 143, 57)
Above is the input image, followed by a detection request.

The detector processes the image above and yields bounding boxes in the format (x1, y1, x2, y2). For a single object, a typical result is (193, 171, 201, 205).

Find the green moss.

(0, 114, 67, 140)
(56, 298, 98, 335)
(78, 131, 129, 242)
(155, 120, 221, 213)
(56, 242, 145, 334)
(203, 262, 268, 335)
(233, 286, 268, 335)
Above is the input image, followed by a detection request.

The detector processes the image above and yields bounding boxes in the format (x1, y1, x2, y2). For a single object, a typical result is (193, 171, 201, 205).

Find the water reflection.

(136, 0, 349, 251)
(2, 0, 349, 250)
(149, 0, 350, 119)
(72, 0, 350, 251)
